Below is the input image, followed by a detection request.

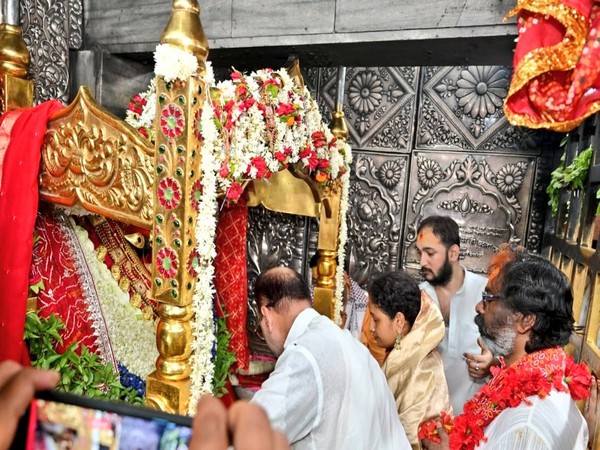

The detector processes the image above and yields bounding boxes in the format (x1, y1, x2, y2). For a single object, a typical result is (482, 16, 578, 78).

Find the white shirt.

(251, 308, 410, 450)
(420, 269, 488, 414)
(477, 389, 588, 449)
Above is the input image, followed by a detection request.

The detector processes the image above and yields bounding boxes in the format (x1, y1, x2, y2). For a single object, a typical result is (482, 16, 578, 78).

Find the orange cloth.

(504, 0, 600, 131)
(0, 100, 63, 363)
(360, 307, 388, 366)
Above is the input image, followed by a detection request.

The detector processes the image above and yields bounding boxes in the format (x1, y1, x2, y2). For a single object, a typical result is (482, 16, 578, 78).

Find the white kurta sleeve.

(251, 344, 322, 445)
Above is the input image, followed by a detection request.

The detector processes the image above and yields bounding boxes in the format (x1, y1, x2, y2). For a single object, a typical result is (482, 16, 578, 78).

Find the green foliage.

(547, 143, 593, 217)
(24, 312, 143, 405)
(212, 316, 236, 397)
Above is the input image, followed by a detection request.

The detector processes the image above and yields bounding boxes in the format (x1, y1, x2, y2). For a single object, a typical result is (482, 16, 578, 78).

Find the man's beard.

(474, 313, 516, 358)
(422, 254, 453, 286)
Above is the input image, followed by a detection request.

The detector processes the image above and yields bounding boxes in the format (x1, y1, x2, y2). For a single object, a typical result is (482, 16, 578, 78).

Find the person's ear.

(394, 312, 406, 334)
(261, 305, 274, 331)
(516, 313, 536, 334)
(448, 244, 460, 262)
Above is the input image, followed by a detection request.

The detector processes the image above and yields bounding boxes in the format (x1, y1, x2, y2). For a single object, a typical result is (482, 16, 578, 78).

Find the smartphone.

(11, 390, 193, 450)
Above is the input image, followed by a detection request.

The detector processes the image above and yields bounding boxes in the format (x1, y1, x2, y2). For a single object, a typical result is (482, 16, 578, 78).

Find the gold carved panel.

(39, 86, 154, 228)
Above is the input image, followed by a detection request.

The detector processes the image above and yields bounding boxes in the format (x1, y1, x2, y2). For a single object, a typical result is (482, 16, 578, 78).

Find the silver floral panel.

(403, 151, 537, 276)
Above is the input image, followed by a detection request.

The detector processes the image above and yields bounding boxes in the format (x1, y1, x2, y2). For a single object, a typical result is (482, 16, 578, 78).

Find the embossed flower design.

(348, 70, 384, 115)
(418, 158, 443, 188)
(455, 67, 508, 119)
(157, 247, 179, 279)
(357, 198, 380, 221)
(160, 104, 185, 138)
(193, 108, 202, 141)
(157, 177, 182, 210)
(496, 163, 525, 196)
(190, 179, 203, 212)
(378, 160, 403, 189)
(187, 248, 200, 276)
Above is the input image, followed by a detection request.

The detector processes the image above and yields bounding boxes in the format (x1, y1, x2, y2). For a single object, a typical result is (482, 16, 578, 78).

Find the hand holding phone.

(0, 361, 59, 450)
(192, 396, 289, 450)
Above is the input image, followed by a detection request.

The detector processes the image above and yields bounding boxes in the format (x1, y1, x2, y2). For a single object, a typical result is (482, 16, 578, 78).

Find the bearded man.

(416, 216, 492, 413)
(421, 249, 591, 450)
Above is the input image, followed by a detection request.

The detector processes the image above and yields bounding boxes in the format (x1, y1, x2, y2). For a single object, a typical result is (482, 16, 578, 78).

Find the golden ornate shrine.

(0, 0, 347, 414)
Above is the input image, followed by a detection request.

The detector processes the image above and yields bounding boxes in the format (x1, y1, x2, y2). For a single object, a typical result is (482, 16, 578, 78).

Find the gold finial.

(160, 0, 209, 70)
(286, 58, 305, 89)
(331, 67, 348, 140)
(0, 23, 30, 78)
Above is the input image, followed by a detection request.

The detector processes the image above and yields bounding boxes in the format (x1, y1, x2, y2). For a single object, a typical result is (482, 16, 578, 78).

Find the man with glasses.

(416, 215, 492, 414)
(422, 249, 591, 450)
(250, 266, 411, 450)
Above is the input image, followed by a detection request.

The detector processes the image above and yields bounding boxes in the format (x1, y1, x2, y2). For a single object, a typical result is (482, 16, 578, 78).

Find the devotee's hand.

(190, 395, 290, 450)
(0, 360, 60, 450)
(421, 426, 450, 450)
(464, 337, 496, 379)
(585, 375, 600, 449)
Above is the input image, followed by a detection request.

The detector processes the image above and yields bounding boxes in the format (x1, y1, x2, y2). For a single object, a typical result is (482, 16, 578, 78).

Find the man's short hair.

(254, 267, 312, 311)
(368, 271, 421, 328)
(500, 255, 574, 352)
(417, 215, 460, 249)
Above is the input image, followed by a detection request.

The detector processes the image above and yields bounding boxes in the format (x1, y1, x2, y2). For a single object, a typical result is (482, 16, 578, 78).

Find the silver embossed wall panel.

(416, 66, 537, 154)
(20, 0, 82, 104)
(347, 153, 410, 285)
(245, 206, 315, 355)
(402, 151, 536, 276)
(320, 67, 419, 152)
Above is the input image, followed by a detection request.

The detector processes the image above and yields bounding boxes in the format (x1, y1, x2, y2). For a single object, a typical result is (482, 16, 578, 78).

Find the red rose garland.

(418, 347, 592, 450)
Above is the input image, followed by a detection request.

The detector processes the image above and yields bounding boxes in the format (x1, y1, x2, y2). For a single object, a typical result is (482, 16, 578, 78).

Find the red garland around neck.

(418, 347, 592, 450)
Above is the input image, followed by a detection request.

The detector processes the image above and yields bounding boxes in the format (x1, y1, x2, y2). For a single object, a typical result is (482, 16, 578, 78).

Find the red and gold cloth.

(213, 200, 250, 371)
(504, 0, 600, 132)
(418, 347, 592, 450)
(0, 100, 63, 364)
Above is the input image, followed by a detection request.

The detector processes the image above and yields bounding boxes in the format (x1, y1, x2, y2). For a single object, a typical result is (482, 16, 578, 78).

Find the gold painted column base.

(1, 73, 33, 112)
(313, 286, 334, 318)
(145, 371, 191, 415)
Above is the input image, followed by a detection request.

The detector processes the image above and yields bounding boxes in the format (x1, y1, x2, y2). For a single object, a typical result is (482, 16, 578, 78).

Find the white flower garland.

(71, 220, 158, 379)
(188, 84, 219, 414)
(332, 145, 352, 326)
(154, 44, 199, 83)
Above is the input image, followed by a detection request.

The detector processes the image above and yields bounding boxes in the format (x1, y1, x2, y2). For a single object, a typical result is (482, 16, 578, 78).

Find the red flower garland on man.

(419, 245, 593, 450)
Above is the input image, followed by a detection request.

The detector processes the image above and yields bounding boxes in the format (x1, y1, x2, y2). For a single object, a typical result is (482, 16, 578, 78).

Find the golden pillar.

(145, 0, 208, 414)
(0, 0, 33, 113)
(313, 67, 349, 320)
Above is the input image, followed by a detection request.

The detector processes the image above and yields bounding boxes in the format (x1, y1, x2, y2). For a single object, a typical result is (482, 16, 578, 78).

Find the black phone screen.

(13, 390, 193, 450)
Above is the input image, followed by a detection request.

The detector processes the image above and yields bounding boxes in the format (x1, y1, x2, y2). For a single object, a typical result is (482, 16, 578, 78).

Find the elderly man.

(421, 250, 591, 449)
(251, 267, 410, 450)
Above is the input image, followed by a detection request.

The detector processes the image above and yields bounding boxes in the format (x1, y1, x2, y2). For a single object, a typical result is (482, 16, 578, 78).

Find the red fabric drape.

(0, 100, 63, 363)
(504, 0, 600, 131)
(213, 201, 249, 371)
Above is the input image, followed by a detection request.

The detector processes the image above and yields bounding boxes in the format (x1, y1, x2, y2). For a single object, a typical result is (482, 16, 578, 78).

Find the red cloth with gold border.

(504, 0, 600, 131)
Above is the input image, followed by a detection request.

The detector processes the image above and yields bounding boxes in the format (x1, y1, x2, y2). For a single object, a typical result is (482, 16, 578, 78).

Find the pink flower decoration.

(157, 247, 179, 279)
(190, 179, 203, 212)
(160, 104, 185, 138)
(157, 177, 182, 210)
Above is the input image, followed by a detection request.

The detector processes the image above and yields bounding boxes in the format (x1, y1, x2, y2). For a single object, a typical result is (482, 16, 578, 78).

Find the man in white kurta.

(251, 267, 410, 450)
(420, 268, 487, 414)
(416, 216, 490, 414)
